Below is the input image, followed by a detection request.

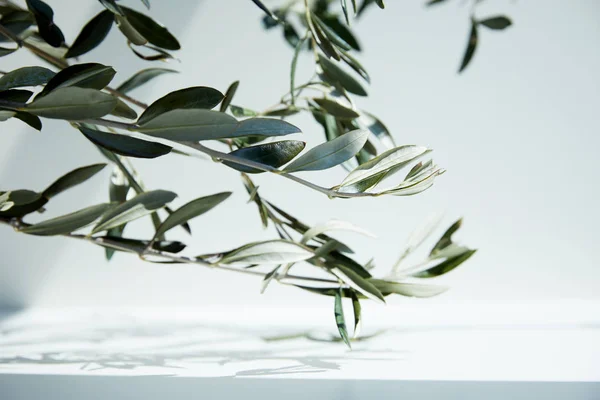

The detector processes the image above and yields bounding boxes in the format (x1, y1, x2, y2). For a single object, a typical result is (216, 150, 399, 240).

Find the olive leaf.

(111, 99, 138, 120)
(0, 66, 55, 91)
(26, 0, 65, 47)
(321, 16, 360, 51)
(78, 126, 172, 159)
(250, 0, 281, 23)
(310, 13, 340, 61)
(65, 10, 114, 58)
(230, 105, 258, 117)
(0, 89, 34, 103)
(92, 189, 177, 233)
(301, 219, 375, 244)
(313, 98, 359, 119)
(0, 46, 17, 57)
(413, 248, 476, 278)
(19, 203, 113, 236)
(0, 189, 47, 218)
(223, 140, 306, 173)
(0, 11, 35, 42)
(220, 240, 314, 265)
(138, 86, 224, 125)
(334, 289, 351, 348)
(318, 53, 367, 96)
(25, 87, 118, 120)
(97, 236, 186, 255)
(459, 21, 478, 73)
(98, 0, 125, 16)
(39, 63, 116, 96)
(284, 128, 369, 172)
(43, 163, 107, 199)
(332, 263, 385, 303)
(115, 14, 147, 45)
(220, 80, 239, 113)
(116, 68, 178, 94)
(479, 16, 512, 30)
(350, 290, 361, 338)
(369, 279, 448, 298)
(312, 14, 352, 52)
(13, 111, 42, 131)
(339, 49, 369, 83)
(153, 192, 231, 239)
(121, 6, 180, 50)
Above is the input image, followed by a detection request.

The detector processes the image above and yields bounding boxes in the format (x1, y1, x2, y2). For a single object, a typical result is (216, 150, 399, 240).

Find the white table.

(1, 302, 599, 399)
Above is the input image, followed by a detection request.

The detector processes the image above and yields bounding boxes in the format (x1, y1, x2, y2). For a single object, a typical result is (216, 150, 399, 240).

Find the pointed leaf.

(115, 14, 147, 45)
(138, 86, 224, 125)
(20, 203, 113, 236)
(116, 68, 178, 94)
(13, 111, 42, 130)
(318, 53, 367, 96)
(250, 0, 281, 22)
(153, 192, 231, 238)
(260, 265, 281, 294)
(459, 21, 478, 73)
(93, 189, 177, 233)
(111, 98, 138, 119)
(334, 289, 351, 348)
(301, 219, 375, 244)
(313, 97, 359, 119)
(369, 279, 449, 298)
(26, 87, 117, 119)
(0, 89, 33, 103)
(0, 189, 47, 218)
(79, 126, 172, 159)
(413, 249, 476, 278)
(26, 0, 64, 47)
(339, 49, 369, 83)
(479, 16, 512, 30)
(332, 264, 385, 303)
(321, 16, 360, 51)
(284, 128, 369, 172)
(0, 46, 18, 57)
(122, 6, 180, 50)
(220, 80, 239, 113)
(431, 218, 462, 254)
(350, 290, 361, 338)
(42, 163, 106, 199)
(233, 117, 302, 137)
(98, 0, 125, 16)
(223, 140, 305, 173)
(65, 10, 114, 58)
(0, 66, 55, 91)
(97, 235, 186, 255)
(220, 239, 313, 265)
(39, 63, 116, 96)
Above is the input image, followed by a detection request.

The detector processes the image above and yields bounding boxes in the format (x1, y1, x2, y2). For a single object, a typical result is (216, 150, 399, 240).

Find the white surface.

(0, 0, 599, 309)
(1, 303, 599, 382)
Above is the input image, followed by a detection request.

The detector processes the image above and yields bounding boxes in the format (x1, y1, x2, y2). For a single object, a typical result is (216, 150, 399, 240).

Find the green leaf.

(105, 169, 130, 260)
(322, 16, 361, 51)
(220, 80, 239, 113)
(290, 34, 307, 105)
(65, 10, 114, 58)
(379, 162, 444, 196)
(13, 111, 42, 130)
(318, 53, 367, 96)
(334, 289, 351, 349)
(122, 6, 180, 50)
(229, 104, 257, 118)
(115, 14, 147, 45)
(413, 249, 477, 278)
(369, 279, 448, 298)
(339, 50, 369, 83)
(260, 265, 281, 294)
(350, 290, 361, 338)
(313, 97, 359, 119)
(250, 0, 281, 23)
(284, 128, 369, 172)
(339, 145, 430, 191)
(138, 86, 224, 125)
(26, 0, 65, 47)
(97, 235, 186, 255)
(0, 110, 16, 121)
(20, 203, 113, 236)
(0, 191, 13, 212)
(111, 98, 138, 120)
(98, 0, 125, 16)
(220, 239, 313, 265)
(0, 66, 55, 91)
(426, 0, 449, 5)
(0, 189, 47, 218)
(375, 0, 385, 8)
(39, 63, 116, 96)
(25, 87, 118, 119)
(459, 21, 478, 73)
(0, 11, 35, 42)
(0, 46, 18, 57)
(116, 68, 178, 94)
(431, 218, 462, 254)
(92, 189, 177, 233)
(233, 118, 302, 137)
(301, 219, 375, 244)
(361, 111, 394, 146)
(223, 140, 305, 173)
(153, 192, 231, 239)
(341, 0, 351, 25)
(0, 89, 34, 103)
(78, 126, 172, 159)
(310, 14, 340, 61)
(332, 263, 385, 303)
(140, 0, 151, 9)
(479, 16, 512, 30)
(42, 163, 106, 199)
(313, 14, 351, 51)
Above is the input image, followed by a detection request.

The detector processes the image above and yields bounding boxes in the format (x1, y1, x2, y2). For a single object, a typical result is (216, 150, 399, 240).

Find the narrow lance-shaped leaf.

(220, 80, 239, 113)
(459, 21, 478, 73)
(301, 219, 375, 244)
(322, 16, 361, 51)
(105, 167, 130, 260)
(310, 14, 340, 61)
(431, 218, 462, 254)
(290, 34, 307, 105)
(318, 53, 367, 96)
(26, 0, 65, 47)
(250, 0, 281, 22)
(25, 87, 118, 120)
(78, 126, 172, 159)
(65, 10, 114, 58)
(369, 279, 449, 298)
(13, 111, 42, 131)
(313, 97, 359, 119)
(42, 163, 106, 199)
(332, 263, 385, 303)
(39, 63, 116, 96)
(122, 6, 180, 50)
(341, 0, 351, 25)
(0, 89, 34, 103)
(0, 190, 47, 218)
(97, 236, 186, 255)
(220, 240, 313, 265)
(138, 86, 224, 125)
(479, 16, 512, 30)
(413, 249, 476, 278)
(153, 192, 231, 239)
(98, 0, 125, 16)
(93, 189, 177, 233)
(223, 140, 306, 173)
(19, 203, 113, 236)
(115, 14, 147, 45)
(0, 66, 55, 91)
(111, 99, 138, 120)
(284, 128, 369, 172)
(0, 46, 18, 57)
(350, 290, 361, 338)
(334, 289, 352, 349)
(116, 68, 178, 94)
(260, 265, 281, 294)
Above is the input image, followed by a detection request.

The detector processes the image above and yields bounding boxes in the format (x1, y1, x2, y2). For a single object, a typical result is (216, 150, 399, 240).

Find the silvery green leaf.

(121, 6, 180, 50)
(379, 165, 444, 196)
(260, 265, 281, 294)
(19, 203, 113, 236)
(115, 15, 147, 45)
(318, 53, 367, 96)
(224, 140, 305, 174)
(332, 264, 385, 303)
(412, 249, 476, 278)
(284, 128, 369, 172)
(0, 66, 55, 91)
(0, 192, 14, 212)
(116, 68, 178, 94)
(43, 163, 106, 199)
(431, 218, 462, 254)
(340, 145, 430, 191)
(93, 189, 177, 233)
(153, 192, 231, 239)
(0, 110, 16, 121)
(301, 219, 375, 244)
(313, 97, 359, 119)
(369, 279, 449, 298)
(220, 240, 313, 265)
(230, 104, 257, 117)
(350, 290, 361, 339)
(360, 111, 394, 146)
(334, 289, 351, 349)
(26, 87, 118, 120)
(135, 109, 238, 141)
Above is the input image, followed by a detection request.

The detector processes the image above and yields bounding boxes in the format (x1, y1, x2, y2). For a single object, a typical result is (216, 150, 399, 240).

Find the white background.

(0, 0, 598, 309)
